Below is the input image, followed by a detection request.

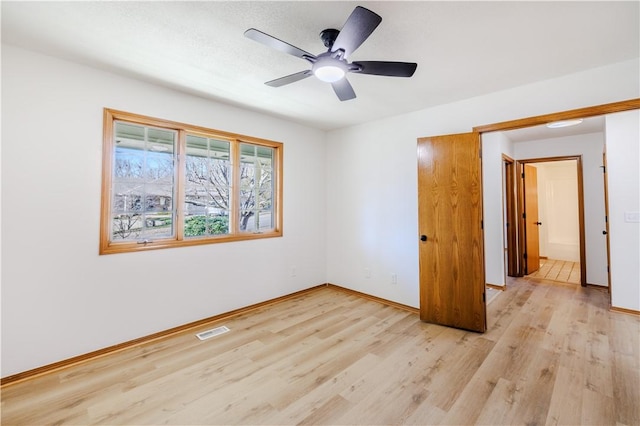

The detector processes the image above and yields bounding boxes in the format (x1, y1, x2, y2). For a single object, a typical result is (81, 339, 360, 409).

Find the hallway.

(528, 258, 581, 284)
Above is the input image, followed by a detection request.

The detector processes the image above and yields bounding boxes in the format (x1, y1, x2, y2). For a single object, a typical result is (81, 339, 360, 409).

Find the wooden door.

(523, 164, 540, 274)
(417, 132, 486, 333)
(503, 156, 518, 277)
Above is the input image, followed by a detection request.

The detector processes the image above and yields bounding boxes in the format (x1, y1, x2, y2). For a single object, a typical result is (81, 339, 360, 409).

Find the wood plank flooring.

(2, 278, 639, 425)
(485, 286, 501, 304)
(528, 258, 581, 284)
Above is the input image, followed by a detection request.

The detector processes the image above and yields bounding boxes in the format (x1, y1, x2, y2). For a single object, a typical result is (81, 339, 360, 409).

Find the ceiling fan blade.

(353, 61, 418, 77)
(245, 28, 316, 60)
(331, 78, 356, 101)
(265, 70, 313, 87)
(331, 6, 382, 58)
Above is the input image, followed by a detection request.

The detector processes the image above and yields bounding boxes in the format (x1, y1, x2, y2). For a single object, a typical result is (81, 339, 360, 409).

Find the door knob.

(535, 222, 542, 225)
(602, 230, 608, 235)
(420, 235, 428, 242)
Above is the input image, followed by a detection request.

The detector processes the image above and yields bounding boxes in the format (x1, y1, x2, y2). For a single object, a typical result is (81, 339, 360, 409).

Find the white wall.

(513, 134, 607, 285)
(482, 132, 514, 286)
(536, 161, 580, 262)
(326, 58, 638, 308)
(2, 45, 639, 378)
(605, 110, 640, 312)
(1, 46, 328, 377)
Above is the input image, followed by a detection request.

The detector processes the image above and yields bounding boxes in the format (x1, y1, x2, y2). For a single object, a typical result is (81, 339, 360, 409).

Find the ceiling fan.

(244, 6, 418, 101)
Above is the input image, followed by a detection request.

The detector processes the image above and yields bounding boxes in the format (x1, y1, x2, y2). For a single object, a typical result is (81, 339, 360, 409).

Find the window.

(100, 109, 282, 254)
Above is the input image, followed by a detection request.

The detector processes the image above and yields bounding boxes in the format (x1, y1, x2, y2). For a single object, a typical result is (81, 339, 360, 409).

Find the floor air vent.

(196, 326, 230, 341)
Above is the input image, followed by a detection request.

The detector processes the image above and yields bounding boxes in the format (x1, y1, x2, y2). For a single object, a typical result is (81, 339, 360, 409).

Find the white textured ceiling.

(2, 1, 638, 131)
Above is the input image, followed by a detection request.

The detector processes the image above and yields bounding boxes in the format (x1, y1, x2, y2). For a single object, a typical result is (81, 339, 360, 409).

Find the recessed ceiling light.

(546, 119, 584, 128)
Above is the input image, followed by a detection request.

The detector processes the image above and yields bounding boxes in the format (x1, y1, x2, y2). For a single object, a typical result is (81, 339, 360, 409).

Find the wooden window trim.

(100, 108, 283, 255)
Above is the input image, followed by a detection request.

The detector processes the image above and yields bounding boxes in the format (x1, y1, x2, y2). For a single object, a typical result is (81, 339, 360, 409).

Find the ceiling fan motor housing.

(320, 29, 340, 49)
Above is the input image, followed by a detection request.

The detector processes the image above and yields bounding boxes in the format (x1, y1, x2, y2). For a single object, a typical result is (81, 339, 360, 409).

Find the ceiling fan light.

(546, 119, 584, 128)
(312, 55, 347, 83)
(314, 65, 346, 83)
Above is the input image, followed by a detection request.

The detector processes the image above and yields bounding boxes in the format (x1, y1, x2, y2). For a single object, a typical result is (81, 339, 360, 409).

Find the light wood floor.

(528, 258, 581, 284)
(2, 278, 638, 425)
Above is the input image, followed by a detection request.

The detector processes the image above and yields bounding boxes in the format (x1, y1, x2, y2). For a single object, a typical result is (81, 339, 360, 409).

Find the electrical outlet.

(290, 267, 297, 277)
(364, 268, 371, 278)
(391, 273, 397, 285)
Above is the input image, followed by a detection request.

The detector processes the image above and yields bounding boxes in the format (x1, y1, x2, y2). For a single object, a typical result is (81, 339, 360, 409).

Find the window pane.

(144, 185, 173, 212)
(114, 149, 144, 179)
(147, 128, 175, 150)
(141, 213, 173, 240)
(240, 210, 274, 233)
(239, 143, 274, 233)
(184, 212, 229, 237)
(112, 183, 143, 213)
(184, 136, 231, 237)
(112, 213, 143, 240)
(115, 122, 144, 143)
(145, 152, 174, 183)
(111, 122, 176, 241)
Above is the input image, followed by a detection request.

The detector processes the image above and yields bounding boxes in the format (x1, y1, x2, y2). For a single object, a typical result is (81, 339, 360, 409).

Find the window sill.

(99, 230, 283, 255)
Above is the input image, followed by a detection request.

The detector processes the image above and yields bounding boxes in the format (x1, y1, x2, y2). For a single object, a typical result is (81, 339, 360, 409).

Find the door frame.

(602, 151, 612, 298)
(474, 99, 640, 134)
(503, 155, 518, 278)
(516, 156, 586, 286)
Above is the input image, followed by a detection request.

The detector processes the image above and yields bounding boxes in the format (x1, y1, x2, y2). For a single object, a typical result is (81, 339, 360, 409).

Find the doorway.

(417, 100, 637, 333)
(482, 119, 607, 291)
(517, 157, 585, 285)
